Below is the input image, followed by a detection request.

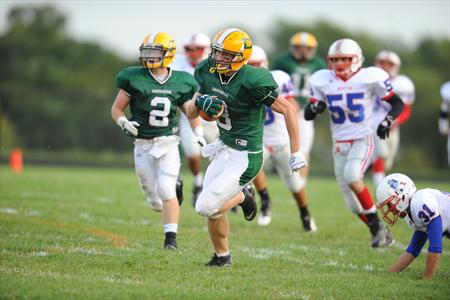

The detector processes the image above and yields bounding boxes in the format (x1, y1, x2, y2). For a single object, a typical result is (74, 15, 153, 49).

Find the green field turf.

(1, 166, 449, 299)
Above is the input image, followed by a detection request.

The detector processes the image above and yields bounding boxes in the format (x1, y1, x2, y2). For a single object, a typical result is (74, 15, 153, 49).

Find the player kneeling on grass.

(305, 39, 405, 247)
(376, 173, 450, 279)
(111, 32, 201, 250)
(248, 45, 316, 231)
(184, 28, 307, 267)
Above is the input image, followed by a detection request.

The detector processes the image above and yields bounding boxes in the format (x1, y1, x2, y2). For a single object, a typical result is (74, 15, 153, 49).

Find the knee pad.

(343, 159, 363, 183)
(157, 174, 177, 201)
(195, 189, 220, 217)
(284, 173, 306, 193)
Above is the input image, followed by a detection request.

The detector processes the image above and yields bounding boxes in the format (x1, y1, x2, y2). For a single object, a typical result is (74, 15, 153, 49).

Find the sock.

(358, 214, 369, 224)
(356, 187, 376, 212)
(372, 158, 385, 173)
(300, 206, 309, 217)
(373, 172, 385, 187)
(366, 213, 381, 235)
(258, 188, 270, 203)
(193, 173, 203, 187)
(216, 251, 230, 257)
(163, 223, 178, 234)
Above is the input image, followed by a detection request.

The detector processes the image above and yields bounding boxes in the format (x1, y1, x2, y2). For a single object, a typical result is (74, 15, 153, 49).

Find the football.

(199, 104, 224, 121)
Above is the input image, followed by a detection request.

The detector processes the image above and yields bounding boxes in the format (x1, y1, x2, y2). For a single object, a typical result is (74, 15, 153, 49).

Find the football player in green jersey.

(271, 32, 326, 229)
(111, 32, 202, 250)
(183, 28, 308, 267)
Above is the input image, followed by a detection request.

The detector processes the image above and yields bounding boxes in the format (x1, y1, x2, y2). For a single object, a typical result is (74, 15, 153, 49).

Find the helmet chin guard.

(376, 173, 417, 225)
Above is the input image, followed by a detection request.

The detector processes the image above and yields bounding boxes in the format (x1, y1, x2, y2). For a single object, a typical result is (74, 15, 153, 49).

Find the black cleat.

(257, 198, 272, 226)
(164, 232, 178, 250)
(191, 184, 202, 207)
(300, 214, 317, 232)
(205, 253, 232, 267)
(239, 185, 257, 221)
(176, 176, 183, 206)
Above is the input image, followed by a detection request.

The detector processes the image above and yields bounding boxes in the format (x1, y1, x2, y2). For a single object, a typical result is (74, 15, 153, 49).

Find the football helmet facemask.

(139, 32, 176, 69)
(327, 39, 364, 79)
(376, 173, 417, 225)
(209, 28, 252, 74)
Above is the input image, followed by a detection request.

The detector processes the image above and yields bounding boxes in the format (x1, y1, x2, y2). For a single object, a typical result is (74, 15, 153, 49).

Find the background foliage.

(0, 5, 449, 175)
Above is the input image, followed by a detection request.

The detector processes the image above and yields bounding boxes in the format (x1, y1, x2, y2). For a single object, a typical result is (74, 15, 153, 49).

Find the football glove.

(310, 100, 327, 114)
(377, 115, 394, 139)
(194, 126, 207, 147)
(116, 116, 140, 137)
(195, 94, 223, 117)
(289, 150, 308, 172)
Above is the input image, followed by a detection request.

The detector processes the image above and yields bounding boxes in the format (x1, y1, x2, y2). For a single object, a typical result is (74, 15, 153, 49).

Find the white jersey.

(372, 74, 415, 128)
(440, 81, 450, 113)
(263, 70, 294, 146)
(171, 54, 196, 75)
(309, 67, 393, 141)
(405, 188, 450, 234)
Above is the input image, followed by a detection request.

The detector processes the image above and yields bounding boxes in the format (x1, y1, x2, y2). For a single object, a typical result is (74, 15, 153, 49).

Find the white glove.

(116, 116, 140, 137)
(194, 126, 207, 147)
(289, 150, 308, 172)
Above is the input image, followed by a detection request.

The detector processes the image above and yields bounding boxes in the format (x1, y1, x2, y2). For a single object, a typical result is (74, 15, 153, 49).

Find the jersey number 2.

(326, 93, 365, 124)
(149, 97, 171, 127)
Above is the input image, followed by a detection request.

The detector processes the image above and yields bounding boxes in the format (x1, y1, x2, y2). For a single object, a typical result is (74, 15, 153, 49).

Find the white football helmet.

(248, 45, 268, 68)
(375, 50, 401, 78)
(376, 173, 417, 225)
(327, 39, 364, 79)
(184, 33, 211, 64)
(185, 33, 210, 48)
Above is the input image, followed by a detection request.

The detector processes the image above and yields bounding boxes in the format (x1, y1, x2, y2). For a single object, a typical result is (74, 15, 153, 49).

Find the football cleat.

(176, 176, 183, 206)
(147, 197, 162, 212)
(164, 232, 178, 250)
(300, 214, 318, 232)
(205, 253, 232, 267)
(371, 222, 388, 248)
(257, 198, 272, 226)
(384, 228, 395, 247)
(191, 184, 202, 207)
(239, 185, 257, 221)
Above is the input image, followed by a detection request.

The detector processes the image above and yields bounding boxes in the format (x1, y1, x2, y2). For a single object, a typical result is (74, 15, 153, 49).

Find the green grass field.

(1, 166, 449, 299)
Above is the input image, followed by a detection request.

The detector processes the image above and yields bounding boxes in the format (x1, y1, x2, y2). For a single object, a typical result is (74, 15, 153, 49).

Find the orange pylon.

(9, 148, 23, 173)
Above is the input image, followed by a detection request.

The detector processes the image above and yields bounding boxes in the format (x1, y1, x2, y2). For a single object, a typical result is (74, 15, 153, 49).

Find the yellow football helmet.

(139, 32, 176, 69)
(209, 28, 252, 73)
(290, 32, 318, 61)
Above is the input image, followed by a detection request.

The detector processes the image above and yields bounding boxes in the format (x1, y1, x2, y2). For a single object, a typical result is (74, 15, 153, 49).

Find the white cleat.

(309, 217, 318, 233)
(257, 214, 272, 226)
(147, 198, 162, 212)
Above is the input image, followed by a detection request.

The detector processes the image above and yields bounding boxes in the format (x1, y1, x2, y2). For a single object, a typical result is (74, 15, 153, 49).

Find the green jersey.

(116, 66, 197, 139)
(271, 52, 327, 106)
(194, 60, 278, 152)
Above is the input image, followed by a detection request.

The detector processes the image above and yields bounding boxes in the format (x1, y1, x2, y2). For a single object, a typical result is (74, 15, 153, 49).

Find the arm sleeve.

(382, 93, 405, 120)
(406, 230, 428, 257)
(178, 78, 198, 107)
(116, 70, 133, 96)
(248, 69, 279, 106)
(427, 216, 443, 254)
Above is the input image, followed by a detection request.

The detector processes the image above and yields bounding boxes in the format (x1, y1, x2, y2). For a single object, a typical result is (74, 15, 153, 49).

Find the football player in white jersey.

(248, 46, 317, 231)
(438, 81, 450, 166)
(376, 173, 450, 278)
(305, 39, 405, 247)
(172, 33, 219, 206)
(371, 51, 415, 185)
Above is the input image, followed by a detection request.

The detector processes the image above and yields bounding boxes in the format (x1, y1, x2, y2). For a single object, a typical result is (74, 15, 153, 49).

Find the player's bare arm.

(182, 92, 201, 119)
(423, 252, 440, 279)
(389, 252, 415, 273)
(111, 89, 140, 137)
(270, 95, 300, 153)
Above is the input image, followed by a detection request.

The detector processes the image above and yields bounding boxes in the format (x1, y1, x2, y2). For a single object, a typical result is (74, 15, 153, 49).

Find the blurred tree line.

(0, 5, 449, 173)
